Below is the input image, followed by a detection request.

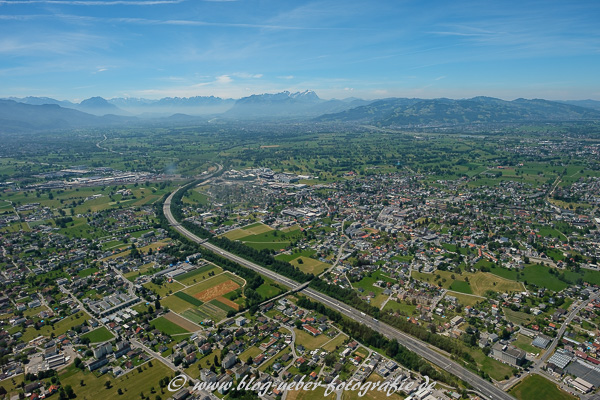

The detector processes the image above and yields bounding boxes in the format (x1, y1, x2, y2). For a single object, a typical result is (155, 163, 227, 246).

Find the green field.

(413, 270, 524, 296)
(78, 267, 99, 277)
(21, 311, 91, 342)
(466, 348, 515, 381)
(143, 280, 185, 297)
(322, 333, 349, 352)
(59, 359, 173, 400)
(513, 334, 539, 354)
(503, 308, 535, 325)
(509, 374, 577, 400)
(290, 256, 329, 275)
(80, 326, 114, 343)
(276, 249, 317, 262)
(173, 291, 204, 306)
(256, 279, 286, 299)
(382, 300, 417, 315)
(293, 328, 331, 351)
(449, 280, 473, 294)
(174, 264, 223, 286)
(150, 316, 190, 335)
(161, 294, 198, 313)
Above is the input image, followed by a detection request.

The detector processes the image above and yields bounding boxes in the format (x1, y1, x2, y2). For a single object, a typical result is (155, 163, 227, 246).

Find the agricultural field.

(158, 272, 246, 323)
(150, 314, 192, 336)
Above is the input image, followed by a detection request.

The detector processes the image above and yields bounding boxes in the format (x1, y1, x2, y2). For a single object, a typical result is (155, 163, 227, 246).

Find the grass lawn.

(21, 311, 91, 342)
(503, 308, 535, 325)
(509, 374, 577, 400)
(78, 267, 99, 277)
(449, 280, 473, 294)
(0, 374, 24, 399)
(293, 328, 331, 351)
(370, 293, 389, 309)
(256, 278, 286, 299)
(322, 333, 349, 352)
(150, 316, 190, 335)
(239, 346, 263, 363)
(276, 249, 317, 262)
(447, 292, 484, 307)
(513, 334, 539, 355)
(466, 348, 515, 381)
(80, 326, 114, 343)
(291, 257, 329, 275)
(382, 300, 417, 315)
(59, 359, 174, 400)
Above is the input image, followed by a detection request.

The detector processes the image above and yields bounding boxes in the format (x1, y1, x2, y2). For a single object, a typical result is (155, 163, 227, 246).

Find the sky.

(1, 0, 599, 101)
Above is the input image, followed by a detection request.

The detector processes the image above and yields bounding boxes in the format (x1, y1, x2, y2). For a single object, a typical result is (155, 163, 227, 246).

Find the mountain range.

(1, 92, 600, 133)
(316, 96, 600, 126)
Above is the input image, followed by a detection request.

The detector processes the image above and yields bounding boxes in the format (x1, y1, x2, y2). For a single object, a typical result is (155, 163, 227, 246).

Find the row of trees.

(296, 297, 461, 387)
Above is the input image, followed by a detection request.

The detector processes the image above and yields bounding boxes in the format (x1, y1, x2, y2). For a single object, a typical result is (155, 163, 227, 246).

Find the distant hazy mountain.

(557, 100, 600, 111)
(225, 90, 372, 118)
(108, 96, 235, 116)
(0, 100, 135, 133)
(77, 96, 130, 116)
(316, 97, 600, 126)
(5, 96, 129, 116)
(6, 96, 76, 108)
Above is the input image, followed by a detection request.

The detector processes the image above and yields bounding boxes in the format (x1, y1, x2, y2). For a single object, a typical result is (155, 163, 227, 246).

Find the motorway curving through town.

(163, 174, 515, 400)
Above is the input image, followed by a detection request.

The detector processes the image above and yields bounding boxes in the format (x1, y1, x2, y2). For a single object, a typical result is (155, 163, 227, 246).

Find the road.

(163, 180, 514, 400)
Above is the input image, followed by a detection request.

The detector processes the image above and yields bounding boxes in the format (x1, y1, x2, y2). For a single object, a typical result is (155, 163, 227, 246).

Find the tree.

(155, 298, 161, 310)
(118, 388, 123, 395)
(74, 357, 83, 369)
(105, 381, 112, 389)
(65, 385, 75, 399)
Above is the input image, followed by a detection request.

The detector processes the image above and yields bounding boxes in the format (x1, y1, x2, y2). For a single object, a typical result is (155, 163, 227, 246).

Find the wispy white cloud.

(0, 33, 107, 55)
(232, 72, 263, 79)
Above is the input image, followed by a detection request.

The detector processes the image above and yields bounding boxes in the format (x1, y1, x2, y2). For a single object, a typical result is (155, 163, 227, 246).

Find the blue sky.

(1, 0, 599, 101)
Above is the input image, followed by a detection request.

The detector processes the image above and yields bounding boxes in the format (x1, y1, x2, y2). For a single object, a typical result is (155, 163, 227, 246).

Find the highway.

(163, 179, 514, 400)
